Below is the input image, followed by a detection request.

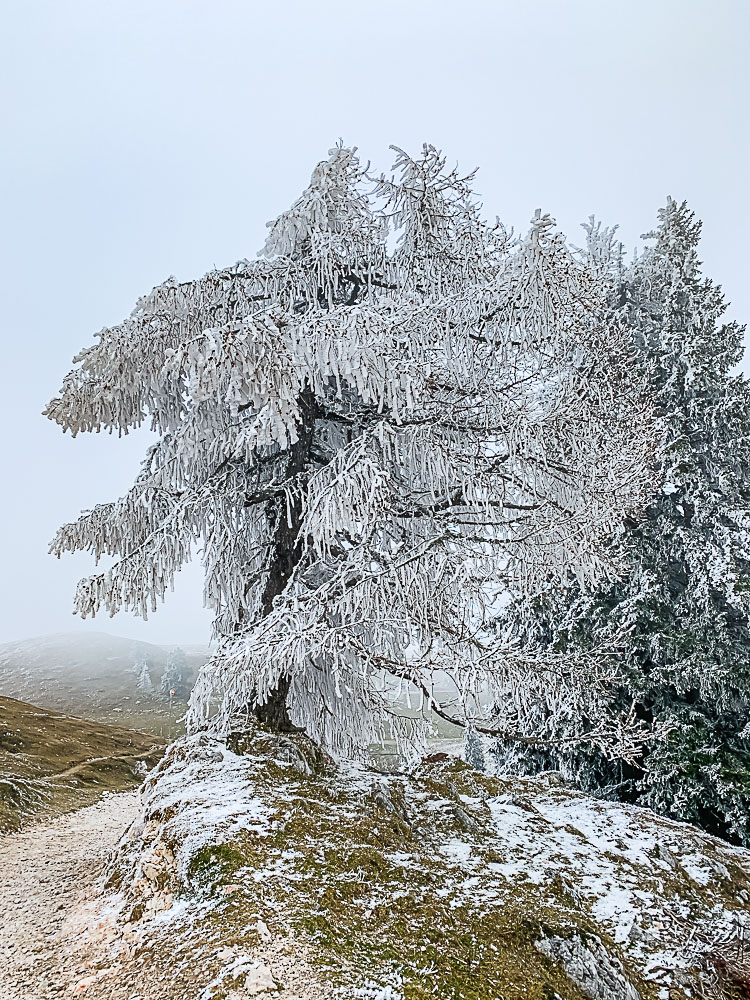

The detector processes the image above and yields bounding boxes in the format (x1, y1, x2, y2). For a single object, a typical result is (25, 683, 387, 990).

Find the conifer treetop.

(491, 197, 750, 844)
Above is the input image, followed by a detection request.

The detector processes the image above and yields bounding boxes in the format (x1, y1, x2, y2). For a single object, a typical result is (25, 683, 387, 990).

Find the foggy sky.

(1, 0, 748, 646)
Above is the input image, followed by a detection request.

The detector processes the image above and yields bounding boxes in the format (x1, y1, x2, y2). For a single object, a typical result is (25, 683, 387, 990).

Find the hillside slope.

(0, 632, 209, 734)
(0, 695, 164, 832)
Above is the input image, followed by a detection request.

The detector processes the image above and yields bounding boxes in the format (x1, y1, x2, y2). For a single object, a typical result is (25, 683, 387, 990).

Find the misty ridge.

(0, 632, 209, 735)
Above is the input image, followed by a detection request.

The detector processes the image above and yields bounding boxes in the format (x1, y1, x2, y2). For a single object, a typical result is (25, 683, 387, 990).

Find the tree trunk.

(253, 676, 295, 731)
(252, 391, 316, 731)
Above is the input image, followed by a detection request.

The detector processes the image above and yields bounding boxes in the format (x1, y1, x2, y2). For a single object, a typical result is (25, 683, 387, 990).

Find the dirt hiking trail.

(0, 792, 139, 1000)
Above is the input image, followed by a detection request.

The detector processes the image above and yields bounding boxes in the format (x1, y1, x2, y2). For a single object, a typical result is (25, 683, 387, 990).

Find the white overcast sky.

(1, 0, 748, 646)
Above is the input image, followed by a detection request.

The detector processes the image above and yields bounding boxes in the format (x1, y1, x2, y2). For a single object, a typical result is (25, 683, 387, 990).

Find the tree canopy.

(47, 145, 653, 756)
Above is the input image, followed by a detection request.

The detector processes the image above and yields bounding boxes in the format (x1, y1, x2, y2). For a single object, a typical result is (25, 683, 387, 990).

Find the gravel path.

(0, 791, 139, 1000)
(0, 790, 334, 1000)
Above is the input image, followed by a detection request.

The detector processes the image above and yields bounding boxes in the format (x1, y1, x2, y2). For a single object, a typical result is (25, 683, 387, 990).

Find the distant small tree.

(134, 648, 153, 694)
(160, 647, 188, 700)
(463, 727, 486, 773)
(47, 144, 653, 757)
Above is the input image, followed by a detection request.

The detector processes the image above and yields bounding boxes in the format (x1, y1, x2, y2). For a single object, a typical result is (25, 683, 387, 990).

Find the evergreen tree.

(493, 200, 750, 845)
(134, 648, 154, 694)
(463, 727, 486, 773)
(160, 647, 188, 700)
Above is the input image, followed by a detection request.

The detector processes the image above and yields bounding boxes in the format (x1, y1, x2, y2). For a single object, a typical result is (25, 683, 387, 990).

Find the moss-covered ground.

(107, 726, 709, 999)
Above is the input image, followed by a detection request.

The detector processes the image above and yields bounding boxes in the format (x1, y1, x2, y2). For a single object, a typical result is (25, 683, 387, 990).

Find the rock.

(536, 933, 640, 1000)
(255, 919, 272, 942)
(243, 961, 276, 994)
(221, 957, 277, 997)
(144, 890, 173, 915)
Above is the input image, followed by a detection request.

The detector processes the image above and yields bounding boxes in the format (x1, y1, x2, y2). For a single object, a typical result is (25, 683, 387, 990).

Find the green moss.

(187, 842, 255, 887)
(148, 749, 610, 997)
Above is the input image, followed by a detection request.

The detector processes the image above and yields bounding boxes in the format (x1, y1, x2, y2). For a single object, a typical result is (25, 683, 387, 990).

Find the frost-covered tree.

(134, 647, 153, 694)
(160, 647, 188, 700)
(492, 200, 750, 844)
(463, 727, 486, 773)
(46, 144, 653, 756)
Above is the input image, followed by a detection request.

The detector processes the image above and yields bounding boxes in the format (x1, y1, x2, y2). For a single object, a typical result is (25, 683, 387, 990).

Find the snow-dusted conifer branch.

(47, 144, 654, 756)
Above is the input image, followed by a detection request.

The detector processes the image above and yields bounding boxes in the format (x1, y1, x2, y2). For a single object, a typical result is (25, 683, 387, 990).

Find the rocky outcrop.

(104, 727, 750, 999)
(536, 933, 640, 1000)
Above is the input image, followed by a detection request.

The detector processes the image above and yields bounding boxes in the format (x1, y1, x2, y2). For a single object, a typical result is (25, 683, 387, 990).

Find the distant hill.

(0, 632, 462, 747)
(0, 632, 210, 736)
(0, 695, 164, 833)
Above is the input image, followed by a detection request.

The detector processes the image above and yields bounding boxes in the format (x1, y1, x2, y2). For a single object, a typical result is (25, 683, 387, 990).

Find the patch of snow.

(486, 783, 750, 967)
(350, 977, 404, 1000)
(134, 735, 272, 880)
(439, 840, 472, 863)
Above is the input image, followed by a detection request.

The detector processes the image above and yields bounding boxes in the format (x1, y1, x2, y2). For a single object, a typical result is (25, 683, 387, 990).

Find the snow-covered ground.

(96, 728, 750, 999)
